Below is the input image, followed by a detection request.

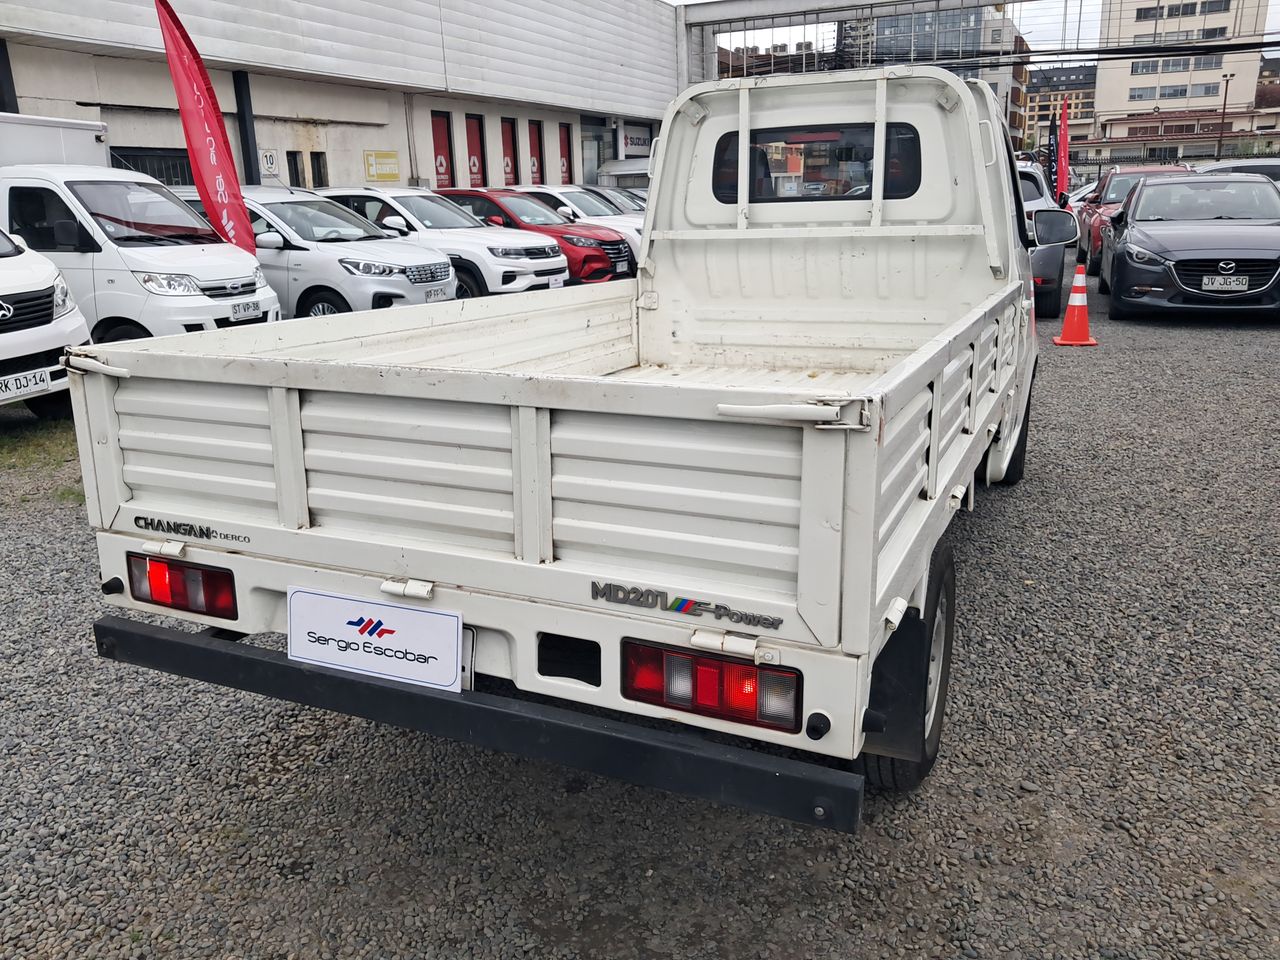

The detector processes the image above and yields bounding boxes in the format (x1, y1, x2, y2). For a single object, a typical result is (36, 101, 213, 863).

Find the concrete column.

(232, 70, 260, 185)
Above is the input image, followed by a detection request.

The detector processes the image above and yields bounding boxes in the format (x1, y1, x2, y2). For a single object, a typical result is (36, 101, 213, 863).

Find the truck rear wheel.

(856, 545, 955, 792)
(998, 393, 1031, 486)
(24, 392, 72, 420)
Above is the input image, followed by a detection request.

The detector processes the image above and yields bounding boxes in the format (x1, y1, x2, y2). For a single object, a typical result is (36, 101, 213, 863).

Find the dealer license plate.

(612, 260, 630, 275)
(286, 587, 463, 692)
(230, 299, 261, 321)
(0, 368, 50, 401)
(1201, 275, 1248, 291)
(425, 287, 451, 303)
(550, 275, 565, 288)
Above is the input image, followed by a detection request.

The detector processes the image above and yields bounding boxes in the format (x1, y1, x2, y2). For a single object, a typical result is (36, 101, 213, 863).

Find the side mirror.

(382, 215, 409, 233)
(485, 215, 505, 228)
(53, 219, 82, 250)
(1031, 208, 1079, 247)
(8, 233, 25, 250)
(1086, 193, 1101, 204)
(1109, 210, 1126, 229)
(1057, 192, 1070, 209)
(556, 205, 575, 220)
(255, 230, 285, 250)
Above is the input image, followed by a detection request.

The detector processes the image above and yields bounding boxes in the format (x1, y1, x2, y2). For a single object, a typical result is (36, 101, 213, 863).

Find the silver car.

(1017, 163, 1070, 319)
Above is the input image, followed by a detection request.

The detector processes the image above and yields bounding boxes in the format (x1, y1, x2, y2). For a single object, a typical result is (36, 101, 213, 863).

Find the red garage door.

(528, 119, 544, 185)
(431, 111, 454, 188)
(559, 123, 573, 184)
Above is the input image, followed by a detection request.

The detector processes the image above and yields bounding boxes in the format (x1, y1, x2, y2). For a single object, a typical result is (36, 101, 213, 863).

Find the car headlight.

(134, 271, 201, 295)
(488, 246, 532, 258)
(1127, 244, 1170, 267)
(339, 258, 407, 277)
(52, 272, 75, 318)
(562, 235, 601, 248)
(252, 266, 267, 289)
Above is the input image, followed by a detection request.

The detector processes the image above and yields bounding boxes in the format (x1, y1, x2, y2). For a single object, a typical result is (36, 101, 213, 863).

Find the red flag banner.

(1056, 97, 1070, 202)
(154, 0, 253, 254)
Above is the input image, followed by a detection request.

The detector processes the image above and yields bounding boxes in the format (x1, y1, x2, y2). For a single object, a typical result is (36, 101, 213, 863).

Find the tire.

(998, 392, 1031, 487)
(1085, 241, 1100, 276)
(95, 322, 149, 343)
(1034, 279, 1064, 320)
(297, 290, 351, 317)
(24, 392, 72, 420)
(855, 544, 956, 792)
(1108, 297, 1132, 321)
(1098, 263, 1110, 295)
(454, 268, 486, 300)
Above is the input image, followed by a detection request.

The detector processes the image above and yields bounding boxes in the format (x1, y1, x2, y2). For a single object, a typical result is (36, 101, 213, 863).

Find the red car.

(441, 188, 632, 284)
(1079, 164, 1192, 275)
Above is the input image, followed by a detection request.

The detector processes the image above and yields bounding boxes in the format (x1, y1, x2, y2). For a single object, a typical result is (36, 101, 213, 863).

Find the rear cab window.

(712, 123, 921, 203)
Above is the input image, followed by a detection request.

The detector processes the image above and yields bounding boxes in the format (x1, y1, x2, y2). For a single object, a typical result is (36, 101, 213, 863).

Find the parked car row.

(1, 111, 649, 417)
(1096, 172, 1280, 321)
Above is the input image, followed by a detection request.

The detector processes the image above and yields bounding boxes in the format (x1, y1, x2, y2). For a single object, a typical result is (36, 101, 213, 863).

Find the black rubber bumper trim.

(94, 616, 862, 834)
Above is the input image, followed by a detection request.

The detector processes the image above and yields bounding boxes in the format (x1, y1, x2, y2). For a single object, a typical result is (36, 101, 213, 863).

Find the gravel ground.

(1, 276, 1277, 959)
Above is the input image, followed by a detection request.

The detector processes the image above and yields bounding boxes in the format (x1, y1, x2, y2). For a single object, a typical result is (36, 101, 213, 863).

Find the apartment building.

(1025, 66, 1096, 149)
(1094, 0, 1270, 157)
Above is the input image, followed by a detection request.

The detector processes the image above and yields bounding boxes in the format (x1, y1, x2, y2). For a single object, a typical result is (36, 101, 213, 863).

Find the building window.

(1199, 122, 1229, 132)
(1159, 85, 1188, 98)
(286, 150, 305, 187)
(991, 29, 1002, 41)
(1129, 86, 1158, 101)
(1170, 1, 1198, 13)
(1162, 57, 1190, 72)
(1194, 54, 1224, 70)
(1134, 32, 1156, 43)
(1129, 125, 1161, 136)
(1200, 27, 1227, 40)
(309, 152, 328, 188)
(1191, 82, 1221, 97)
(1200, 0, 1230, 12)
(1135, 6, 1163, 20)
(109, 147, 192, 185)
(1165, 123, 1197, 133)
(1132, 60, 1160, 75)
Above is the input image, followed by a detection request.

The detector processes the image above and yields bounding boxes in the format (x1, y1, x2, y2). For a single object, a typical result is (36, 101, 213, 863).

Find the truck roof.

(0, 164, 161, 183)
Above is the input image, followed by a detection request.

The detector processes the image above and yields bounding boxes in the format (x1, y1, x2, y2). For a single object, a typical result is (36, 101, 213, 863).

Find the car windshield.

(394, 194, 482, 229)
(597, 187, 644, 211)
(1132, 179, 1280, 221)
(265, 199, 384, 242)
(503, 195, 568, 225)
(562, 189, 622, 217)
(0, 230, 18, 258)
(1018, 172, 1045, 202)
(67, 180, 221, 245)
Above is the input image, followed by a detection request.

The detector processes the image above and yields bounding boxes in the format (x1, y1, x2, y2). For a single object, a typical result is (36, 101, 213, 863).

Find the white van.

(0, 162, 280, 342)
(318, 186, 568, 298)
(0, 228, 90, 418)
(177, 186, 456, 318)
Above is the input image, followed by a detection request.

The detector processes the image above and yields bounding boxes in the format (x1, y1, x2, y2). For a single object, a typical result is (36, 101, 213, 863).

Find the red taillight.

(622, 641, 800, 732)
(126, 553, 238, 620)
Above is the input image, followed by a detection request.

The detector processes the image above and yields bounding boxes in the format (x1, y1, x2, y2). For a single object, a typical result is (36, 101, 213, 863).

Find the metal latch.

(64, 355, 131, 378)
(141, 540, 186, 558)
(380, 578, 435, 600)
(637, 291, 658, 310)
(689, 630, 784, 666)
(716, 396, 871, 431)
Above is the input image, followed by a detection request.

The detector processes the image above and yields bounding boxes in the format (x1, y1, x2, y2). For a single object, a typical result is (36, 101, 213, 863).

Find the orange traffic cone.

(1053, 265, 1097, 347)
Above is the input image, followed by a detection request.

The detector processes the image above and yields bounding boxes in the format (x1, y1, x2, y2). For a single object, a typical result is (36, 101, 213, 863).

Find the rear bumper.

(94, 616, 863, 834)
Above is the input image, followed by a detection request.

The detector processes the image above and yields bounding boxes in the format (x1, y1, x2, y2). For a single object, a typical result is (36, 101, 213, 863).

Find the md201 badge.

(286, 588, 462, 692)
(590, 581, 783, 630)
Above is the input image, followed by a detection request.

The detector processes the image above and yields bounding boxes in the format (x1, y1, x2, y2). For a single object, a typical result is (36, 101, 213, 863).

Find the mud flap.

(860, 610, 928, 762)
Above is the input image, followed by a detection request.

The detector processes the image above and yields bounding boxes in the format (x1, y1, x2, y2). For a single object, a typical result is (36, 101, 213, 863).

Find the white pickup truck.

(69, 68, 1076, 833)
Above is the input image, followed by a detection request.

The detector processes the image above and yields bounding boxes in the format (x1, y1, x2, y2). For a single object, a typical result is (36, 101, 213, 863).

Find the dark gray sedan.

(1099, 174, 1280, 319)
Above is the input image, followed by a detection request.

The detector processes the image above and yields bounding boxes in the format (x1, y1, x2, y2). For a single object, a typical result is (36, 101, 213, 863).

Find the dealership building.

(0, 0, 679, 189)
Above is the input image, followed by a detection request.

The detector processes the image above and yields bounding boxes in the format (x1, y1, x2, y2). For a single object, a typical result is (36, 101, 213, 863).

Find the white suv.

(506, 185, 643, 258)
(319, 187, 568, 298)
(176, 186, 454, 317)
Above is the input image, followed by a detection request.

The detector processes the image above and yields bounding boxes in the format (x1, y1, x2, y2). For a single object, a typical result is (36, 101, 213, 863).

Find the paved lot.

(1, 275, 1277, 959)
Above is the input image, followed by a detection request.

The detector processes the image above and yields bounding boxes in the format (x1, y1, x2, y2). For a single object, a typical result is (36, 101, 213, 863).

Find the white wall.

(0, 0, 678, 120)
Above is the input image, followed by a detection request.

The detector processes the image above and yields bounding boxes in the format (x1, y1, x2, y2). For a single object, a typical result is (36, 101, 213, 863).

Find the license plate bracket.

(286, 588, 463, 692)
(0, 368, 50, 401)
(1201, 275, 1248, 291)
